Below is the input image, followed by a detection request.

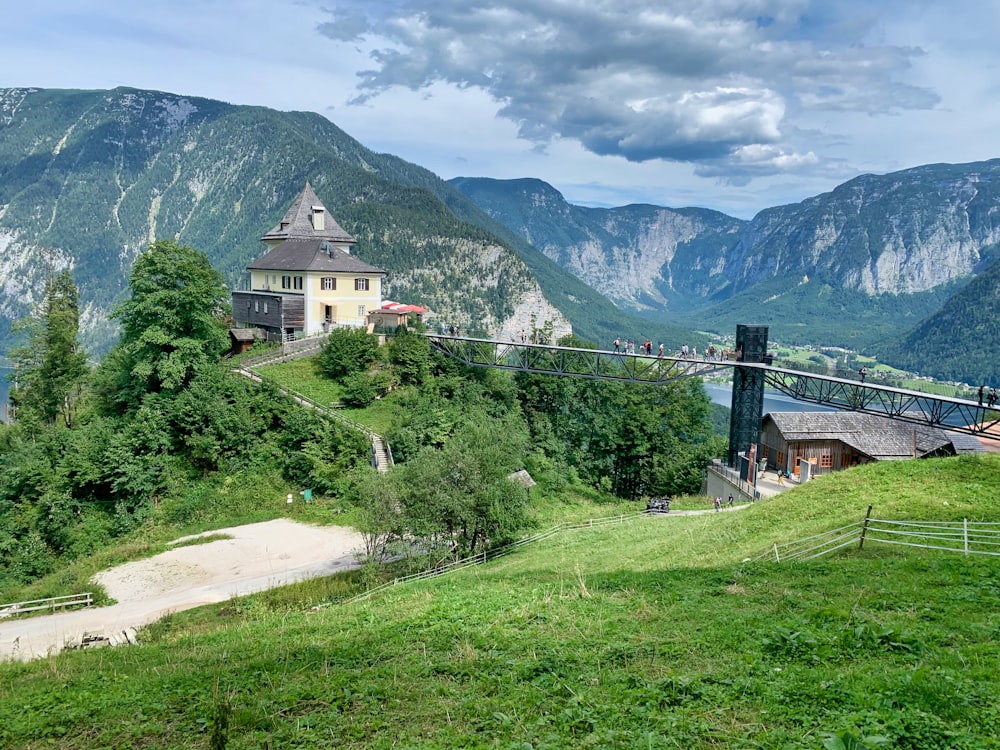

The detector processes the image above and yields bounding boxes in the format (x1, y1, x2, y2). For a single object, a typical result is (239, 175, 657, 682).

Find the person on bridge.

(658, 342, 664, 358)
(978, 385, 985, 405)
(859, 366, 868, 383)
(989, 388, 998, 408)
(614, 337, 620, 353)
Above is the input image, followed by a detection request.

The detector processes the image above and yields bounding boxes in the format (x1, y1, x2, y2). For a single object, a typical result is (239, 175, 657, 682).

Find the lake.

(703, 381, 835, 414)
(0, 367, 11, 423)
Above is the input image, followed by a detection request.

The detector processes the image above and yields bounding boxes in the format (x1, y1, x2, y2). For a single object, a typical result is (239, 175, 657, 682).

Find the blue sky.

(3, 1, 998, 218)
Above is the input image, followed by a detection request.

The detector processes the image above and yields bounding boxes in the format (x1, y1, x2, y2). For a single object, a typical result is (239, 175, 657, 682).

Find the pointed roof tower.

(260, 182, 356, 246)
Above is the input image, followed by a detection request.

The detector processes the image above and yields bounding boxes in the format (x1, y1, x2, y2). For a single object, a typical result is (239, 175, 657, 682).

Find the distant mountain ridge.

(3, 86, 998, 384)
(448, 178, 742, 312)
(0, 86, 708, 355)
(451, 163, 1000, 380)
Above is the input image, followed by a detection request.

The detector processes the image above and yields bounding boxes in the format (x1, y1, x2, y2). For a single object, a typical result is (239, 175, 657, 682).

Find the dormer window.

(311, 206, 325, 231)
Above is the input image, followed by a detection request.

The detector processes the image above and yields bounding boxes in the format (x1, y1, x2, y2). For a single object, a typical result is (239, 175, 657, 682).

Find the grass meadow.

(2, 454, 1000, 748)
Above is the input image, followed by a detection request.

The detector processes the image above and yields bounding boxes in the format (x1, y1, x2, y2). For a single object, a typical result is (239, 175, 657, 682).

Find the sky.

(3, 1, 999, 219)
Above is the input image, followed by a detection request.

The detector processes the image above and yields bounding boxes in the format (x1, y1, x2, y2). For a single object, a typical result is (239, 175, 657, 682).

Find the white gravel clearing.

(0, 519, 365, 662)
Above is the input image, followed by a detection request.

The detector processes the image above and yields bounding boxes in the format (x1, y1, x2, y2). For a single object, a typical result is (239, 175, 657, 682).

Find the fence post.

(773, 542, 779, 562)
(858, 505, 873, 550)
(964, 518, 969, 556)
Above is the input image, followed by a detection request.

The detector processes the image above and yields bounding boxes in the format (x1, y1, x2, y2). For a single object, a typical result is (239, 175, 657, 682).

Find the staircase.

(233, 366, 394, 474)
(371, 435, 392, 473)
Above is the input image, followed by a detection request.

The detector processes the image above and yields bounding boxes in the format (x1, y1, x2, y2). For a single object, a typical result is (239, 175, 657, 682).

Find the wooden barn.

(760, 411, 984, 477)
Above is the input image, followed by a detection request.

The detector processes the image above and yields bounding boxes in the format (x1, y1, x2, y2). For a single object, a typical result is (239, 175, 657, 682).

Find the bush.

(315, 327, 380, 380)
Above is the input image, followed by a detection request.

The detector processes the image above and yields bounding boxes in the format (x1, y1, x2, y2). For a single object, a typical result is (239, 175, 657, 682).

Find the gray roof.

(228, 328, 257, 342)
(260, 182, 355, 244)
(247, 238, 385, 274)
(764, 411, 983, 460)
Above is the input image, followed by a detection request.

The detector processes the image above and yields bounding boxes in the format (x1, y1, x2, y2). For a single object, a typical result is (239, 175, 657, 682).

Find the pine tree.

(9, 269, 88, 429)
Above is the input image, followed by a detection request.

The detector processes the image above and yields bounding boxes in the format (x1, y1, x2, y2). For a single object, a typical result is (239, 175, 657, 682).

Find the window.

(321, 277, 336, 290)
(263, 302, 269, 314)
(281, 275, 291, 289)
(776, 451, 785, 466)
(820, 454, 833, 468)
(355, 277, 369, 291)
(293, 276, 303, 290)
(254, 301, 259, 312)
(358, 305, 366, 318)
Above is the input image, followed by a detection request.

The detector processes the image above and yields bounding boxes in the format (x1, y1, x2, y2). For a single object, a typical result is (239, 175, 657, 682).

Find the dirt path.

(0, 519, 364, 662)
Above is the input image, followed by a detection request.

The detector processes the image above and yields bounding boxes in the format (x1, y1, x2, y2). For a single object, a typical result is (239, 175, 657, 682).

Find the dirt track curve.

(0, 519, 364, 662)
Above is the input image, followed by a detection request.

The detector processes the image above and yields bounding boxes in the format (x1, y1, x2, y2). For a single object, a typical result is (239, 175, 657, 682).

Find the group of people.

(612, 338, 738, 361)
(712, 495, 735, 511)
(977, 385, 998, 408)
(613, 338, 665, 357)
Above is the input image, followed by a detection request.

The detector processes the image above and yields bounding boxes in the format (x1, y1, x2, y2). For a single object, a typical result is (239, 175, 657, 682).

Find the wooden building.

(760, 411, 984, 477)
(368, 301, 428, 332)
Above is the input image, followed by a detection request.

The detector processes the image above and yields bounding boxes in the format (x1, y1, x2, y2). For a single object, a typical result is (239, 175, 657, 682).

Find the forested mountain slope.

(879, 253, 1000, 384)
(0, 87, 573, 353)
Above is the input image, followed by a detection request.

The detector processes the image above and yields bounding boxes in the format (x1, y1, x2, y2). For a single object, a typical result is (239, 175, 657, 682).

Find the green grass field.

(3, 454, 1000, 749)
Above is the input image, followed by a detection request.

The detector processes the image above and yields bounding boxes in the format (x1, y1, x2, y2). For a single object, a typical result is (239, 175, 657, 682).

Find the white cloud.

(0, 0, 997, 217)
(319, 0, 941, 181)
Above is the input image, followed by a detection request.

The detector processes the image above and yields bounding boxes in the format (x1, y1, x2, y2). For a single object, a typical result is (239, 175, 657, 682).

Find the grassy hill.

(2, 454, 999, 748)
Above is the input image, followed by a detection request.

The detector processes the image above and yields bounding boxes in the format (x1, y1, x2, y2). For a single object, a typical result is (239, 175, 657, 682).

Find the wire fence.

(757, 507, 1000, 562)
(335, 511, 656, 607)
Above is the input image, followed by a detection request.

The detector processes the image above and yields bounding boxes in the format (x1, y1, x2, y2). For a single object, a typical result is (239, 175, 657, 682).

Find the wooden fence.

(0, 593, 93, 618)
(758, 508, 1000, 562)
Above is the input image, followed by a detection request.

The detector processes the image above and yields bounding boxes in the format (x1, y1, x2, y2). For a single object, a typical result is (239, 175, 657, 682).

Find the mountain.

(451, 162, 1000, 356)
(878, 254, 1000, 385)
(3, 86, 696, 356)
(450, 177, 745, 314)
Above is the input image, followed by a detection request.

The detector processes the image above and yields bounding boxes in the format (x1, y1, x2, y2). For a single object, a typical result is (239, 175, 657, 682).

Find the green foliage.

(397, 415, 530, 555)
(880, 250, 1000, 384)
(104, 239, 230, 408)
(386, 328, 431, 385)
(8, 270, 88, 430)
(821, 729, 891, 750)
(5, 456, 1000, 747)
(516, 371, 723, 500)
(315, 327, 380, 380)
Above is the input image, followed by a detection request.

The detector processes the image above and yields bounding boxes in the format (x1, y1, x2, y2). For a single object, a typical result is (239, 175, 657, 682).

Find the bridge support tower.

(727, 325, 769, 467)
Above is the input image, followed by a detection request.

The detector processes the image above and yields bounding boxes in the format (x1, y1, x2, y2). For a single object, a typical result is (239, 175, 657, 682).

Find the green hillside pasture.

(2, 455, 1000, 748)
(257, 358, 401, 435)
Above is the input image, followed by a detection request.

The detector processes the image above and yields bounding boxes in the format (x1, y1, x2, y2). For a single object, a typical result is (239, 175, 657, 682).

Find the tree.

(398, 415, 530, 556)
(106, 239, 229, 407)
(9, 269, 88, 430)
(315, 327, 380, 380)
(386, 328, 431, 385)
(345, 469, 405, 562)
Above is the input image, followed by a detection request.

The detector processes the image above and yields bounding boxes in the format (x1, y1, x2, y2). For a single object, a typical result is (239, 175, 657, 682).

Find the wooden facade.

(759, 411, 981, 478)
(760, 418, 869, 476)
(232, 292, 305, 335)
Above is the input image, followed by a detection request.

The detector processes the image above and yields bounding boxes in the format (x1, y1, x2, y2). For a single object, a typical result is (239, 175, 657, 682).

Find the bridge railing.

(426, 334, 1000, 436)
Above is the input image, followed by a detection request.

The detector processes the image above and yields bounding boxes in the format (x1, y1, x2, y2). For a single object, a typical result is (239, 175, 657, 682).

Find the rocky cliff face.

(449, 177, 744, 312)
(727, 163, 1000, 296)
(452, 161, 1000, 326)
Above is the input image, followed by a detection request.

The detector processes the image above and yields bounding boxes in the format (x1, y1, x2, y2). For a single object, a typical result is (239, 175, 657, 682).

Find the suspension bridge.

(425, 325, 1000, 467)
